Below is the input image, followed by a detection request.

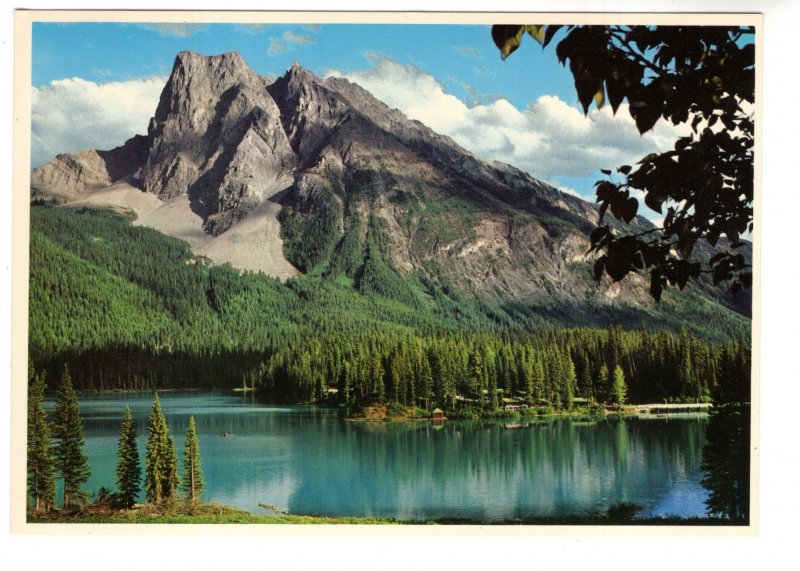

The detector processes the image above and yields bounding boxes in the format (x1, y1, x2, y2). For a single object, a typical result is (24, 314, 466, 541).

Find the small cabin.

(431, 408, 445, 421)
(503, 403, 526, 411)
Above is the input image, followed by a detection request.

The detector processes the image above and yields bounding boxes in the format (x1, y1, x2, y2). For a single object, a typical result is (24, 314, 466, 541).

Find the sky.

(31, 21, 688, 213)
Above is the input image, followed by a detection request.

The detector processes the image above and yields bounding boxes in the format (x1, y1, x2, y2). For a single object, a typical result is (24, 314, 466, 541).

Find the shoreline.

(26, 502, 739, 526)
(59, 389, 712, 422)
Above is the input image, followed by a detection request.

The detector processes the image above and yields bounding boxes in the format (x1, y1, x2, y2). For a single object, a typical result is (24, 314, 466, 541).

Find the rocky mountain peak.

(29, 51, 750, 319)
(141, 51, 296, 224)
(151, 51, 257, 126)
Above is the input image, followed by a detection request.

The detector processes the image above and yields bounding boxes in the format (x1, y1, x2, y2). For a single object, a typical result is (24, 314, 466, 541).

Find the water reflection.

(46, 392, 708, 521)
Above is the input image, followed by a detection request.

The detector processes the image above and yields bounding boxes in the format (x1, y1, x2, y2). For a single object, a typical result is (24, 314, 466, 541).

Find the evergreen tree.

(597, 363, 610, 403)
(563, 356, 576, 410)
(701, 345, 750, 522)
(52, 365, 91, 509)
(181, 416, 205, 502)
(166, 434, 179, 498)
(531, 354, 545, 403)
(701, 401, 750, 522)
(115, 406, 141, 508)
(27, 366, 55, 513)
(612, 365, 627, 409)
(679, 328, 694, 398)
(487, 367, 498, 410)
(145, 394, 177, 503)
(467, 349, 483, 401)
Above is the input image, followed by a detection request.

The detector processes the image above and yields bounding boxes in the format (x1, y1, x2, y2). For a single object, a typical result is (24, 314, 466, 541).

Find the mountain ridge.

(30, 50, 750, 319)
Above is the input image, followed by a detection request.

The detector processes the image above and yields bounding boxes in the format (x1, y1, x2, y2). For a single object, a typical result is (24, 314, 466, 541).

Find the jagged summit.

(29, 51, 750, 317)
(151, 51, 257, 124)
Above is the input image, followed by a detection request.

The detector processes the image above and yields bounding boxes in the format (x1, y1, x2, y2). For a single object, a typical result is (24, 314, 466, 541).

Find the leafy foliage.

(492, 24, 755, 299)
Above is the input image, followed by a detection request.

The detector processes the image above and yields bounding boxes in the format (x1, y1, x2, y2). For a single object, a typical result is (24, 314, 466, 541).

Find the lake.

(47, 391, 710, 521)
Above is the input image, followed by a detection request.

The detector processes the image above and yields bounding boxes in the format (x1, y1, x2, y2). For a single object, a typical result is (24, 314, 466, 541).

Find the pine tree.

(468, 349, 483, 401)
(27, 366, 55, 513)
(144, 394, 177, 503)
(612, 365, 627, 409)
(166, 434, 179, 497)
(701, 344, 751, 522)
(597, 363, 610, 403)
(679, 328, 694, 398)
(52, 365, 91, 509)
(115, 406, 141, 508)
(563, 356, 577, 410)
(181, 416, 205, 502)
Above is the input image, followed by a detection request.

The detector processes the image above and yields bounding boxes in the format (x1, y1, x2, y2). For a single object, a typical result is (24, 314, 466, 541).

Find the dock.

(636, 403, 712, 414)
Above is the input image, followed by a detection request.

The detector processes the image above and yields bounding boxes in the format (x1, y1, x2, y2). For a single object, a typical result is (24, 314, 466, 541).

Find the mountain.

(30, 50, 750, 324)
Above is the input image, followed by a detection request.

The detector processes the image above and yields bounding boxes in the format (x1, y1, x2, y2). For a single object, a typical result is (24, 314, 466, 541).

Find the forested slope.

(29, 205, 750, 408)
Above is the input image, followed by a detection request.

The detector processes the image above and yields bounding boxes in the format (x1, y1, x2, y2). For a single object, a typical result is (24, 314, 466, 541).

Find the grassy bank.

(26, 501, 737, 526)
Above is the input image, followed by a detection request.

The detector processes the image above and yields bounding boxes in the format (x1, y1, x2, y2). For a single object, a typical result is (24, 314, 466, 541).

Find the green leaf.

(524, 25, 546, 44)
(593, 256, 606, 282)
(677, 232, 697, 258)
(644, 192, 663, 214)
(709, 252, 729, 266)
(630, 103, 661, 133)
(598, 202, 609, 222)
(691, 114, 703, 133)
(593, 86, 605, 110)
(620, 197, 639, 224)
(663, 207, 676, 230)
(649, 271, 663, 302)
(605, 76, 626, 114)
(617, 165, 632, 175)
(589, 225, 610, 248)
(491, 25, 526, 60)
(542, 25, 564, 48)
(676, 267, 689, 290)
(675, 136, 692, 152)
(574, 70, 598, 114)
(595, 181, 618, 202)
(600, 169, 612, 175)
(604, 253, 631, 282)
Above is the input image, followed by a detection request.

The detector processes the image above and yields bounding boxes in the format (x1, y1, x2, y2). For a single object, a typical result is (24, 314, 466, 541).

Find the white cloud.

(282, 30, 316, 45)
(453, 46, 481, 58)
(267, 38, 288, 57)
(31, 76, 165, 168)
(139, 23, 208, 37)
(327, 54, 690, 191)
(555, 185, 584, 199)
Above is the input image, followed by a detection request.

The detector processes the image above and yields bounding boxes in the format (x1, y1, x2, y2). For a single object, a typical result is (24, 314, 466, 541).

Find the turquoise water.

(46, 391, 709, 521)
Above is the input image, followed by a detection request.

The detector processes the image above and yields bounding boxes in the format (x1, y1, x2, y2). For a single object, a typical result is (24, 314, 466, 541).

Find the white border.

(3, 1, 796, 569)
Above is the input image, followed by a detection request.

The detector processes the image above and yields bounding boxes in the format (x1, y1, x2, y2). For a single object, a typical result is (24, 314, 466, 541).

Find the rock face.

(141, 51, 298, 234)
(31, 135, 149, 200)
(30, 50, 750, 317)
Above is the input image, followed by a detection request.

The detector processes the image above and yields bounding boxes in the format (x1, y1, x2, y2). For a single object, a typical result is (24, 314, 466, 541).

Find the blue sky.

(32, 22, 574, 106)
(31, 21, 687, 208)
